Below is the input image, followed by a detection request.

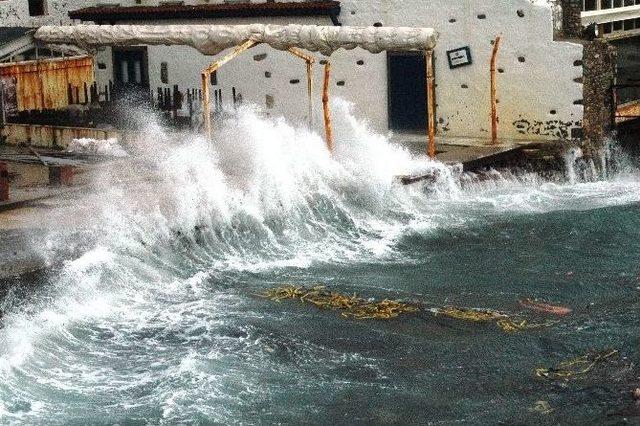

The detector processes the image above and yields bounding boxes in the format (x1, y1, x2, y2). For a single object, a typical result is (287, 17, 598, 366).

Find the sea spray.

(0, 99, 640, 423)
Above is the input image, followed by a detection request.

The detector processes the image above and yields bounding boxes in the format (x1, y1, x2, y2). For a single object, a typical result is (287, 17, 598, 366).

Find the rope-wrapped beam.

(35, 24, 438, 56)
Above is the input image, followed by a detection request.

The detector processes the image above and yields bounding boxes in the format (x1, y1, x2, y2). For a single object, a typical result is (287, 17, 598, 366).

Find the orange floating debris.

(519, 298, 572, 316)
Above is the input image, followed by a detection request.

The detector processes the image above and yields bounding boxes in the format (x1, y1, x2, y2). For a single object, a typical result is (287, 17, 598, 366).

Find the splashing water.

(1, 100, 639, 424)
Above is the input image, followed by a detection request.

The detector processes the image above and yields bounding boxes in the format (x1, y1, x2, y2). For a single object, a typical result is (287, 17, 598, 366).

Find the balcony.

(581, 1, 640, 39)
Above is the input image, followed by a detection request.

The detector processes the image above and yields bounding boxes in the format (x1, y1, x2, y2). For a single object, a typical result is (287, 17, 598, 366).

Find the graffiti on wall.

(512, 118, 581, 140)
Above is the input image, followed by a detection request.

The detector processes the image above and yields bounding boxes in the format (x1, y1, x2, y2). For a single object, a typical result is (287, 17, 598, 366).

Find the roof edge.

(69, 1, 342, 23)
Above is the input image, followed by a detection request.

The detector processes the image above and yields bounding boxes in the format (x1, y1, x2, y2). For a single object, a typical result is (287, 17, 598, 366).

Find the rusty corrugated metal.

(0, 56, 94, 112)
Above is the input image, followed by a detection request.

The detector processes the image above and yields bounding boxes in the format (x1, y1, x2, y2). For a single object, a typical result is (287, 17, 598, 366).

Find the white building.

(1, 0, 635, 144)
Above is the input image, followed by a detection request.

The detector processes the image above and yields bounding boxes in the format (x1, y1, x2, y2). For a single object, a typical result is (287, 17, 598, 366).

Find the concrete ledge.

(1, 123, 119, 149)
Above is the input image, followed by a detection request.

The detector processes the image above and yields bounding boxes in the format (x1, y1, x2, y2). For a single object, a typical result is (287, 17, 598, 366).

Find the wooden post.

(322, 62, 334, 153)
(425, 49, 436, 158)
(307, 61, 314, 128)
(490, 36, 502, 145)
(201, 39, 257, 140)
(288, 47, 316, 129)
(201, 71, 211, 139)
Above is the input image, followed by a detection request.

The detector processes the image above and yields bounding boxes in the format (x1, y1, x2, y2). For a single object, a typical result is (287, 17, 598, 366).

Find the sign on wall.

(446, 47, 472, 69)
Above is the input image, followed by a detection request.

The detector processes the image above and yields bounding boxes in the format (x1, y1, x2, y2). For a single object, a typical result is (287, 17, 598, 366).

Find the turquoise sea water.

(0, 104, 639, 424)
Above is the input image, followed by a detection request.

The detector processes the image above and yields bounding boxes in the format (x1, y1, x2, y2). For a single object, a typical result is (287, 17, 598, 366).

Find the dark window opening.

(624, 19, 635, 31)
(584, 0, 597, 10)
(28, 0, 46, 16)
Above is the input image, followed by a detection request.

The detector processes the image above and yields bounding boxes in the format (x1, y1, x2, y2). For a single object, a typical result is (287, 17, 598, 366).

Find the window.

(588, 0, 636, 8)
(28, 0, 46, 16)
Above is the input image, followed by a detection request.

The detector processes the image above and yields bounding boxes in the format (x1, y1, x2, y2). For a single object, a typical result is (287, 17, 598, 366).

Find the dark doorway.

(387, 52, 428, 132)
(112, 47, 149, 100)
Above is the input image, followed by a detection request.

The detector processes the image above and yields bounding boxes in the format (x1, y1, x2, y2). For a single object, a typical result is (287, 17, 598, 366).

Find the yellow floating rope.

(535, 349, 619, 380)
(259, 285, 419, 320)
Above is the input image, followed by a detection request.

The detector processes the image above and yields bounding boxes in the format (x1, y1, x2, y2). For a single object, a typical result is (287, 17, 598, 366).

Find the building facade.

(0, 0, 633, 144)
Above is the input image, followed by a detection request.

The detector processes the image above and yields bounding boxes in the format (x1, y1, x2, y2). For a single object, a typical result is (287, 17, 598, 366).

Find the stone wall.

(559, 0, 583, 39)
(582, 39, 617, 154)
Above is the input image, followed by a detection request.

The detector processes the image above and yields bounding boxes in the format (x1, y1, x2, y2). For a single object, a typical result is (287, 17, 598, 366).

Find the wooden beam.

(306, 60, 313, 128)
(490, 36, 501, 145)
(287, 47, 315, 129)
(425, 49, 436, 158)
(201, 71, 211, 140)
(203, 39, 257, 74)
(201, 39, 258, 140)
(288, 47, 315, 64)
(322, 62, 334, 153)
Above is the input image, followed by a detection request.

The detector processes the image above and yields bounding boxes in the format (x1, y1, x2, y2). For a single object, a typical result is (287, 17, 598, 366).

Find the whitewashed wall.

(2, 0, 584, 141)
(0, 0, 83, 26)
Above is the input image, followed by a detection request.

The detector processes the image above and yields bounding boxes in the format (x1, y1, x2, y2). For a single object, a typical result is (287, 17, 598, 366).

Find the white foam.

(67, 137, 128, 157)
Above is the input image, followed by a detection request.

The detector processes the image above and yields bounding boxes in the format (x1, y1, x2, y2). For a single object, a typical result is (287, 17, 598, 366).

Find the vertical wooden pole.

(201, 71, 211, 140)
(425, 49, 436, 158)
(322, 62, 334, 153)
(200, 40, 257, 141)
(307, 60, 314, 128)
(490, 36, 502, 145)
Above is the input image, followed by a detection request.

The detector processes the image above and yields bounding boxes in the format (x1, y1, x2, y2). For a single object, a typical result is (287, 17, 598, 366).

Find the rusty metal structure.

(0, 56, 94, 112)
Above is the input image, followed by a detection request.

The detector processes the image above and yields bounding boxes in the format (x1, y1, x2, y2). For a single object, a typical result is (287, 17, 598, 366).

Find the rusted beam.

(287, 47, 316, 129)
(322, 61, 334, 153)
(203, 39, 257, 75)
(201, 39, 258, 140)
(201, 71, 211, 140)
(425, 49, 436, 158)
(306, 60, 314, 128)
(287, 47, 315, 63)
(490, 36, 502, 145)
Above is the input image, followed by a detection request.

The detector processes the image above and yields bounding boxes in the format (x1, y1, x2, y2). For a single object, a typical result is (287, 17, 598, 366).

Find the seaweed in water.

(259, 285, 419, 320)
(535, 349, 620, 380)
